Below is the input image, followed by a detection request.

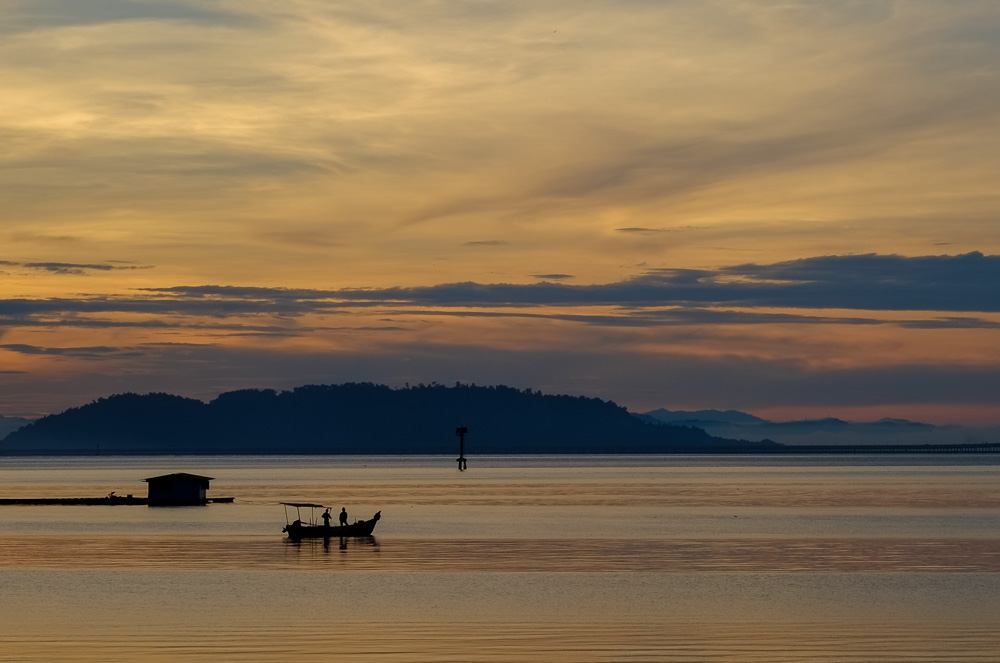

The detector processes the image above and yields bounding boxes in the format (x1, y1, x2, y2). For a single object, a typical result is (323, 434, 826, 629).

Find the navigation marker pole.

(456, 427, 468, 470)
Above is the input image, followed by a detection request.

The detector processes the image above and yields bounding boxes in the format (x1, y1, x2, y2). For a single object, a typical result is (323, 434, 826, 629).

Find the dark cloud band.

(138, 252, 1000, 312)
(2, 254, 998, 335)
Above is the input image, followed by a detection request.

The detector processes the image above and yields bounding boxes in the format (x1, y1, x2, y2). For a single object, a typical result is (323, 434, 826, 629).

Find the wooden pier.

(0, 496, 235, 506)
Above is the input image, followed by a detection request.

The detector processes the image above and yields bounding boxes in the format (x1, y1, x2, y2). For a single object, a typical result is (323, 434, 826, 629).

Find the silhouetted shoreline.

(3, 383, 998, 456)
(0, 383, 771, 455)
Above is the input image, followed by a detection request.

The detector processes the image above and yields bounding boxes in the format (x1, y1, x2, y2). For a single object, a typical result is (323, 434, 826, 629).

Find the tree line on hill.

(0, 382, 778, 455)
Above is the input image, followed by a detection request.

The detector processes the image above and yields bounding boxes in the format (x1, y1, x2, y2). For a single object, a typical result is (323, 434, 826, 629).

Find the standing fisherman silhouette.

(339, 507, 348, 527)
(321, 508, 332, 528)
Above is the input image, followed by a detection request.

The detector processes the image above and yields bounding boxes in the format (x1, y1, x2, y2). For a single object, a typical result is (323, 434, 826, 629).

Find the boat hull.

(283, 511, 381, 539)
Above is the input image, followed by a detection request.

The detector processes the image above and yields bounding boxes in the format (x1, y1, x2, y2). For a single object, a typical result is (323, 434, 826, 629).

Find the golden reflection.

(2, 535, 999, 573)
(226, 480, 1000, 508)
(1, 620, 998, 663)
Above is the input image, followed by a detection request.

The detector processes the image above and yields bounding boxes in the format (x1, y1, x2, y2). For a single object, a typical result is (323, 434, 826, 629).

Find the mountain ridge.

(1, 383, 777, 455)
(0, 414, 31, 440)
(638, 408, 994, 446)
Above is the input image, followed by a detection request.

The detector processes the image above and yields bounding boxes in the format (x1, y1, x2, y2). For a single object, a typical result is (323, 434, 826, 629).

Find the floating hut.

(0, 472, 232, 506)
(143, 472, 215, 505)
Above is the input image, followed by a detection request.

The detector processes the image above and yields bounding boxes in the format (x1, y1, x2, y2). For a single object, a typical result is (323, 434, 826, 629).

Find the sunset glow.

(2, 1, 999, 423)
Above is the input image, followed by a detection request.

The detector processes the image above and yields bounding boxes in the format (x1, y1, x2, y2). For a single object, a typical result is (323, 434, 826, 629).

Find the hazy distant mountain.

(640, 409, 769, 426)
(638, 408, 994, 446)
(0, 414, 30, 439)
(0, 383, 779, 455)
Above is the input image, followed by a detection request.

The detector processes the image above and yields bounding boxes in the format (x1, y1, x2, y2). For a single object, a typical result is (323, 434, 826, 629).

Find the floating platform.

(0, 496, 235, 506)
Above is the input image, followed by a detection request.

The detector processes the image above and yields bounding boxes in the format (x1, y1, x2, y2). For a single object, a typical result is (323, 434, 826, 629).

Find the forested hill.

(0, 383, 778, 455)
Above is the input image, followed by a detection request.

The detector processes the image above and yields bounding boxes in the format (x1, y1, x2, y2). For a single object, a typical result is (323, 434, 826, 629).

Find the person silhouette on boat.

(339, 507, 348, 527)
(321, 508, 332, 528)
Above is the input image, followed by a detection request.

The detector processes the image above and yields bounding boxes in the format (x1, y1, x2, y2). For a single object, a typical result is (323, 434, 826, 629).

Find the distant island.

(3, 384, 997, 456)
(638, 408, 1000, 447)
(0, 383, 776, 456)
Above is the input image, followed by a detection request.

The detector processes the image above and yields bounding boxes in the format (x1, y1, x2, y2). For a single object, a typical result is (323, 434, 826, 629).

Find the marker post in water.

(455, 427, 468, 471)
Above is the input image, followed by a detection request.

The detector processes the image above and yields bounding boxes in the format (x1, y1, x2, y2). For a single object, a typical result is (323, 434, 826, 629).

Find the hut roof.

(143, 472, 215, 483)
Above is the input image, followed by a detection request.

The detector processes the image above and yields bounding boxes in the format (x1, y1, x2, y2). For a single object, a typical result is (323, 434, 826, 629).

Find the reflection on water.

(2, 621, 998, 662)
(2, 535, 1000, 572)
(220, 479, 1000, 508)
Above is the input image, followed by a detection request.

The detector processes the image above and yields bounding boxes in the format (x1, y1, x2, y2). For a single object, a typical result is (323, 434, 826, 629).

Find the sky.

(1, 0, 999, 424)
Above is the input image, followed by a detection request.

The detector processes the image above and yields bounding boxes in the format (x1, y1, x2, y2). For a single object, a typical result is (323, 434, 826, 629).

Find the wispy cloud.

(0, 0, 256, 35)
(531, 274, 573, 281)
(0, 343, 128, 359)
(616, 227, 706, 234)
(7, 261, 153, 275)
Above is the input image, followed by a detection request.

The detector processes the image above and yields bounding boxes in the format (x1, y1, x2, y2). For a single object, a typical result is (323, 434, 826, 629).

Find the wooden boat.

(281, 502, 381, 539)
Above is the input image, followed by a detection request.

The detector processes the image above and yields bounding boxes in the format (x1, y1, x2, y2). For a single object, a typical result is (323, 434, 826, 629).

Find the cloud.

(616, 227, 706, 234)
(714, 252, 1000, 311)
(3, 247, 998, 420)
(1, 253, 996, 331)
(897, 317, 1000, 330)
(402, 308, 886, 328)
(0, 315, 335, 335)
(0, 0, 257, 35)
(0, 343, 126, 359)
(2, 342, 997, 421)
(725, 251, 993, 284)
(313, 252, 1000, 312)
(0, 296, 312, 318)
(17, 261, 153, 275)
(1, 0, 998, 273)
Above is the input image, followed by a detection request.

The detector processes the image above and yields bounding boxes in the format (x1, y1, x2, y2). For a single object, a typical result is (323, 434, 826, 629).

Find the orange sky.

(2, 1, 999, 425)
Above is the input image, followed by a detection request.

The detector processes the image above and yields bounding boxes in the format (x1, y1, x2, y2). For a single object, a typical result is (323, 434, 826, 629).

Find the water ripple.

(2, 535, 999, 572)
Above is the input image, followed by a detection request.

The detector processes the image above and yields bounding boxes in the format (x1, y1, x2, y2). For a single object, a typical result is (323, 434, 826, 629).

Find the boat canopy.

(280, 502, 326, 508)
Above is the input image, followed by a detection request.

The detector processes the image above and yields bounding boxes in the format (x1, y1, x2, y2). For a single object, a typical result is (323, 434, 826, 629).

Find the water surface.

(1, 454, 998, 661)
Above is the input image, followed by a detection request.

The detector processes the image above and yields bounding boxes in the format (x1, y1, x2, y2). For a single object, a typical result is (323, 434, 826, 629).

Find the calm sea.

(1, 454, 998, 662)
